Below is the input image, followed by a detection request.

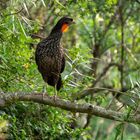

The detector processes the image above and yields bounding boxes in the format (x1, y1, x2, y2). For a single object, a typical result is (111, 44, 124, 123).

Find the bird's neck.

(49, 31, 63, 42)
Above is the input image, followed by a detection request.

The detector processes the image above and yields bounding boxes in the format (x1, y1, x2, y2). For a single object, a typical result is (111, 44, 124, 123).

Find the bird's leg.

(42, 84, 47, 100)
(53, 85, 58, 101)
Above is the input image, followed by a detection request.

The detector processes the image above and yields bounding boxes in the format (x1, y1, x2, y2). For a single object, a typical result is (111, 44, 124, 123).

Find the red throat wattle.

(61, 23, 69, 32)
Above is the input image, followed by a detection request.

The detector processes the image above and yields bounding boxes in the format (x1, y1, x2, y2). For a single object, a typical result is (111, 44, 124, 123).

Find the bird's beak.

(71, 20, 75, 24)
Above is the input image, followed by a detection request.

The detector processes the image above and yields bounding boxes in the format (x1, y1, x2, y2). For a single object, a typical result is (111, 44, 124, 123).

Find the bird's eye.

(70, 19, 73, 22)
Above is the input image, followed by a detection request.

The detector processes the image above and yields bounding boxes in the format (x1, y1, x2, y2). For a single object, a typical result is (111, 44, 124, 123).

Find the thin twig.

(30, 34, 45, 39)
(93, 63, 121, 87)
(75, 86, 139, 100)
(76, 63, 121, 99)
(4, 7, 23, 17)
(135, 0, 140, 4)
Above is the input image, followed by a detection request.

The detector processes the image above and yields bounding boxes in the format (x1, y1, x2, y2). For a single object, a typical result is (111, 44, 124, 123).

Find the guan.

(35, 17, 74, 95)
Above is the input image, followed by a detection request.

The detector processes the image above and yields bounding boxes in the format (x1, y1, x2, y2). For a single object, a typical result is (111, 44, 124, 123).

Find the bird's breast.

(36, 37, 64, 72)
(46, 44, 63, 57)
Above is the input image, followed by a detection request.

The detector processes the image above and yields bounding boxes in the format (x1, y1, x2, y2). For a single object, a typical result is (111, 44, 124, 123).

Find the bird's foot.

(42, 92, 45, 101)
(53, 95, 59, 101)
(42, 85, 47, 101)
(42, 92, 49, 101)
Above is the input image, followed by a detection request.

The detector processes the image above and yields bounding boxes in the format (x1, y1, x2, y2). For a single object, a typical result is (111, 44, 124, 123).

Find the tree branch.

(135, 0, 140, 4)
(76, 63, 121, 99)
(93, 63, 121, 87)
(119, 0, 125, 91)
(0, 92, 140, 124)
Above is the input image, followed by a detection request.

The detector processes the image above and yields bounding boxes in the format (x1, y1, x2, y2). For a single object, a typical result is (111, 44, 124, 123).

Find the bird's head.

(58, 17, 74, 32)
(51, 17, 74, 34)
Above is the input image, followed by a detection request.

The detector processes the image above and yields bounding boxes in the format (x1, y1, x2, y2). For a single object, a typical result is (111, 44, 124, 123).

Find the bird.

(35, 17, 74, 96)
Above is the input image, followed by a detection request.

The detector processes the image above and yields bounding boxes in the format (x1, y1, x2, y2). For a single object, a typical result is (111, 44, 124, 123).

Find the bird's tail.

(42, 73, 63, 91)
(56, 75, 63, 91)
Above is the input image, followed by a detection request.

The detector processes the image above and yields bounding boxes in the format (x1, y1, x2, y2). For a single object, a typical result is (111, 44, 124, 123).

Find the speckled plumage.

(35, 17, 73, 91)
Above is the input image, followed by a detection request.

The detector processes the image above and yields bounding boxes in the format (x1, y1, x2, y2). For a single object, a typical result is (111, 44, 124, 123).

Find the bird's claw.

(53, 95, 59, 101)
(42, 92, 49, 101)
(42, 92, 45, 101)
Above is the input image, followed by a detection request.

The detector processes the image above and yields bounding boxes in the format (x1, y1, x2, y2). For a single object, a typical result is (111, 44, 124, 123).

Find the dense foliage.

(0, 0, 140, 139)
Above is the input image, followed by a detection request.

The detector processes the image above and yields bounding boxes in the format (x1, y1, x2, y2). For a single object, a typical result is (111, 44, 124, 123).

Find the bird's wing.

(35, 42, 44, 65)
(60, 56, 65, 73)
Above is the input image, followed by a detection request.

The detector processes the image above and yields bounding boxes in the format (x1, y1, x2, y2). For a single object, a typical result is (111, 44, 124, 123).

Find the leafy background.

(0, 0, 140, 139)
